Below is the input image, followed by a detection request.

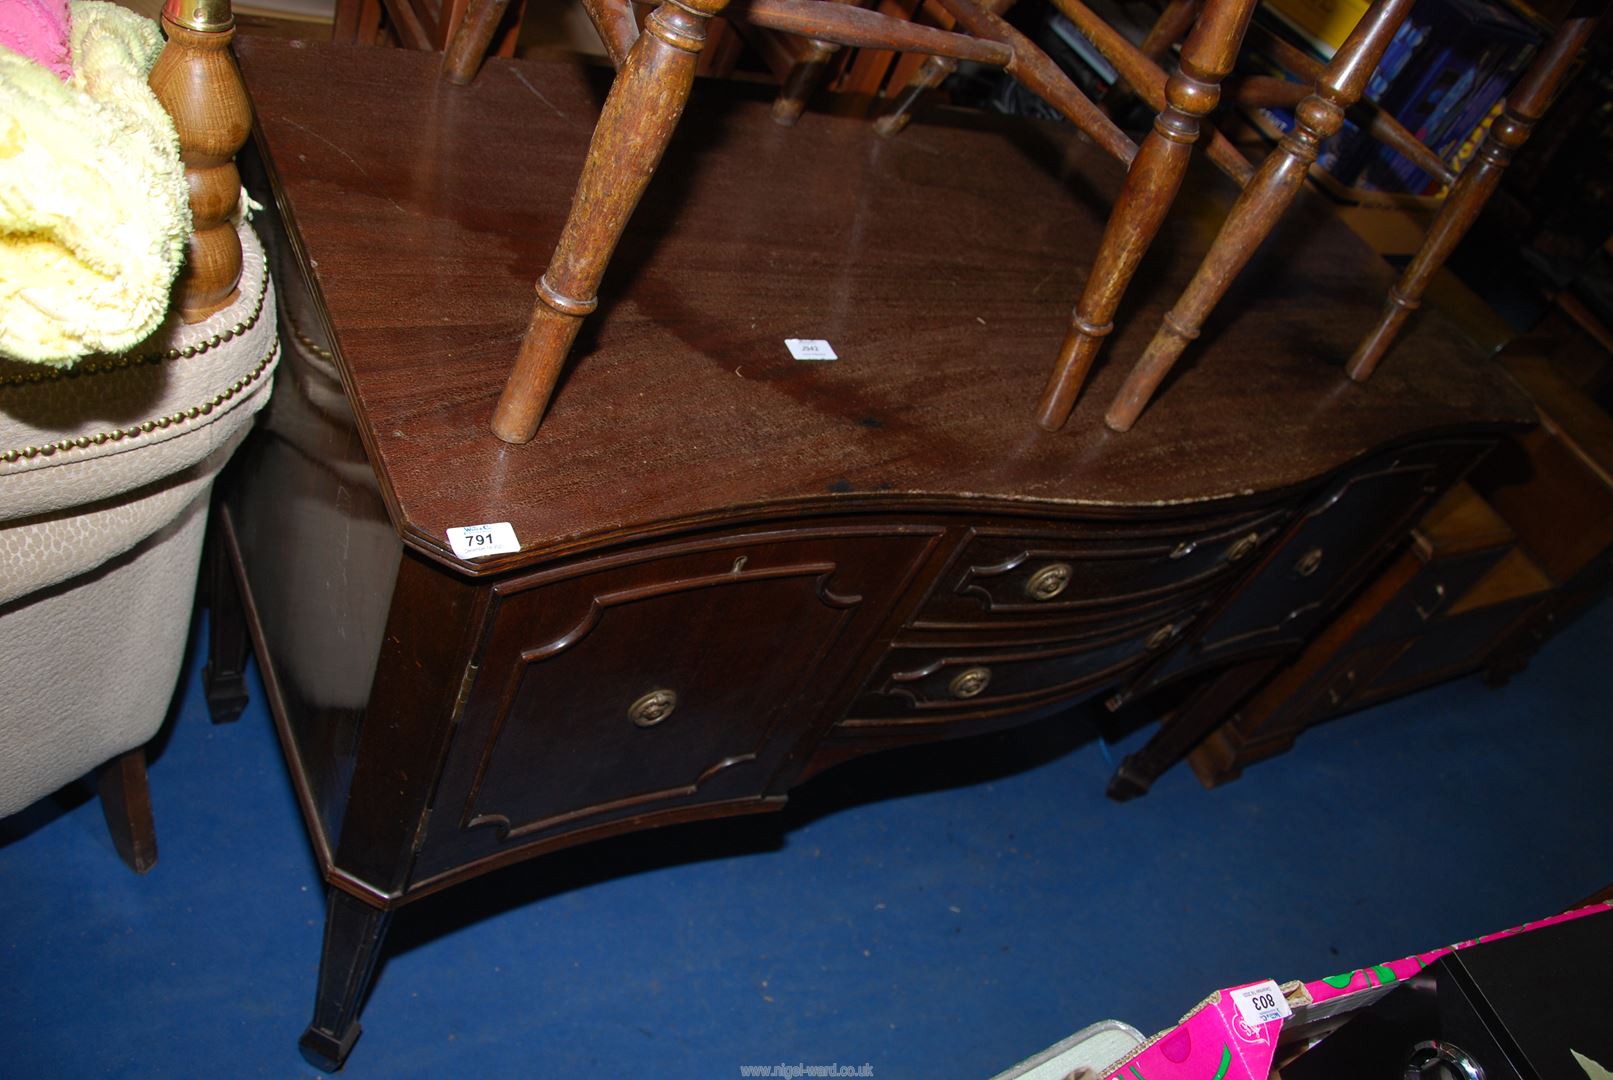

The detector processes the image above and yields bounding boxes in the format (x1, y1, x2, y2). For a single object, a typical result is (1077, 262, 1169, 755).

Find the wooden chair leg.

(872, 52, 957, 137)
(772, 40, 839, 126)
(1104, 0, 1415, 432)
(1100, 0, 1201, 118)
(490, 0, 731, 444)
(1035, 0, 1258, 430)
(1346, 5, 1599, 383)
(98, 747, 157, 874)
(1051, 0, 1254, 185)
(442, 0, 515, 85)
(870, 0, 1019, 138)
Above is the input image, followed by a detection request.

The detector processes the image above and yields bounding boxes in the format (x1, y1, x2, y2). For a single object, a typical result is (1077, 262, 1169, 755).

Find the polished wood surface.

(237, 38, 1529, 571)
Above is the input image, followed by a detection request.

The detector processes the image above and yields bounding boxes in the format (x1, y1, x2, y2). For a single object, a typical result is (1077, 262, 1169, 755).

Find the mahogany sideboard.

(218, 38, 1534, 1068)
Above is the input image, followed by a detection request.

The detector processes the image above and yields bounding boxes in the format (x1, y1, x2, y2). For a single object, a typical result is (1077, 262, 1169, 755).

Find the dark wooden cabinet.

(224, 39, 1535, 1069)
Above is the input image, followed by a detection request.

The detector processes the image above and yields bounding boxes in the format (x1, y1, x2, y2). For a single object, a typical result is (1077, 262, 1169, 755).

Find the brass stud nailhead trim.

(1, 339, 279, 464)
(290, 324, 334, 363)
(0, 264, 271, 388)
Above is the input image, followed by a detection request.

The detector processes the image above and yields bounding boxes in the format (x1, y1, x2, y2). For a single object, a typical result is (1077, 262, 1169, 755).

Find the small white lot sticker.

(786, 338, 838, 361)
(448, 521, 520, 559)
(1231, 979, 1292, 1026)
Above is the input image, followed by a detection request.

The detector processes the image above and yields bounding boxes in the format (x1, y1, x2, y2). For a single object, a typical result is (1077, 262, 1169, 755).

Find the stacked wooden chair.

(440, 0, 1266, 442)
(1092, 0, 1601, 431)
(434, 0, 1597, 442)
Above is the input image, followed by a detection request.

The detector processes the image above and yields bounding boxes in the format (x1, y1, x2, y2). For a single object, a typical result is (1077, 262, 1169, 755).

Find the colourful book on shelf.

(1261, 0, 1370, 56)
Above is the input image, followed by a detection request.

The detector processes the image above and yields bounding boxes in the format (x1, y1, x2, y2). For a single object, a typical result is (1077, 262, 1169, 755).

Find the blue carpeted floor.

(3, 597, 1610, 1078)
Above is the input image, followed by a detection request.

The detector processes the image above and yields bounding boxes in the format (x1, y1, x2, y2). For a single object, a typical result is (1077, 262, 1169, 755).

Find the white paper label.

(1231, 980, 1292, 1026)
(786, 338, 838, 361)
(448, 521, 520, 559)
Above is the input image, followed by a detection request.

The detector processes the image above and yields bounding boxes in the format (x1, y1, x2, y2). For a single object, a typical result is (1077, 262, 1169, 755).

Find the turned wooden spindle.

(1048, 0, 1253, 184)
(1346, 6, 1600, 383)
(1235, 26, 1456, 186)
(1100, 0, 1202, 118)
(1035, 0, 1258, 431)
(492, 0, 731, 443)
(150, 0, 252, 323)
(1104, 0, 1415, 432)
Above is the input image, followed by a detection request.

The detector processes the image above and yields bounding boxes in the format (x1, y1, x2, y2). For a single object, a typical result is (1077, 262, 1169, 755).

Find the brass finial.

(162, 0, 234, 32)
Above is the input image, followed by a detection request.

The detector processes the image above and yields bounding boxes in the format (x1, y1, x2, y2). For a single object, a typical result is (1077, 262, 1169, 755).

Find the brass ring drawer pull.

(1227, 533, 1262, 562)
(1145, 623, 1177, 650)
(1415, 583, 1447, 621)
(1294, 547, 1325, 577)
(628, 688, 678, 727)
(1024, 562, 1072, 601)
(949, 666, 992, 699)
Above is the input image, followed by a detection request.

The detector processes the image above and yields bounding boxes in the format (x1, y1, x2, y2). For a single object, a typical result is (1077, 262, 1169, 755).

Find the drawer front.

(1132, 441, 1490, 694)
(910, 512, 1287, 631)
(414, 528, 940, 878)
(845, 609, 1199, 725)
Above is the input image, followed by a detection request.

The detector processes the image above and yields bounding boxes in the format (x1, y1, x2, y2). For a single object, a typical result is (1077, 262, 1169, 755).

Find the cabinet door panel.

(413, 529, 937, 880)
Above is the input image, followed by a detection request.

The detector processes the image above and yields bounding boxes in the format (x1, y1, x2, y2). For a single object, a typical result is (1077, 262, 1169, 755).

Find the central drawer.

(844, 605, 1203, 726)
(909, 511, 1287, 632)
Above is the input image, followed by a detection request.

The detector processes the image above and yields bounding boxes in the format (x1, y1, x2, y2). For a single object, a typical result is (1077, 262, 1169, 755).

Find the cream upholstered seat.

(0, 221, 277, 866)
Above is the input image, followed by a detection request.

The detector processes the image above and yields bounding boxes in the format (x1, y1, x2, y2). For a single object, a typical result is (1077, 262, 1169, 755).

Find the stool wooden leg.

(1346, 6, 1598, 382)
(98, 747, 157, 874)
(491, 0, 731, 444)
(1105, 0, 1414, 432)
(299, 888, 395, 1072)
(203, 514, 251, 724)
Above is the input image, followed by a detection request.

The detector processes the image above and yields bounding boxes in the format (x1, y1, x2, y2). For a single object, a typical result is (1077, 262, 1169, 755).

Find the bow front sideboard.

(218, 38, 1534, 1069)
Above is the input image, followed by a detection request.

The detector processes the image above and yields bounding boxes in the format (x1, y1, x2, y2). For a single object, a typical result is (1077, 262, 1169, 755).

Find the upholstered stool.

(0, 221, 278, 868)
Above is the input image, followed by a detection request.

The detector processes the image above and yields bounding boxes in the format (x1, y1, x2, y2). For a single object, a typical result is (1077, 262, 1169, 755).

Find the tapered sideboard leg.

(1106, 656, 1280, 801)
(299, 888, 395, 1072)
(202, 515, 252, 723)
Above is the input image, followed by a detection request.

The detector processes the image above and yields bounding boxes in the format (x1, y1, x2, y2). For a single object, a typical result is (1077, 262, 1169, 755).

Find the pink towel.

(0, 0, 73, 80)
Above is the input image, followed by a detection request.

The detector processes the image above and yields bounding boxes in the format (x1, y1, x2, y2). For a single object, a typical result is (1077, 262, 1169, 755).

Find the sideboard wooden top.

(236, 38, 1532, 572)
